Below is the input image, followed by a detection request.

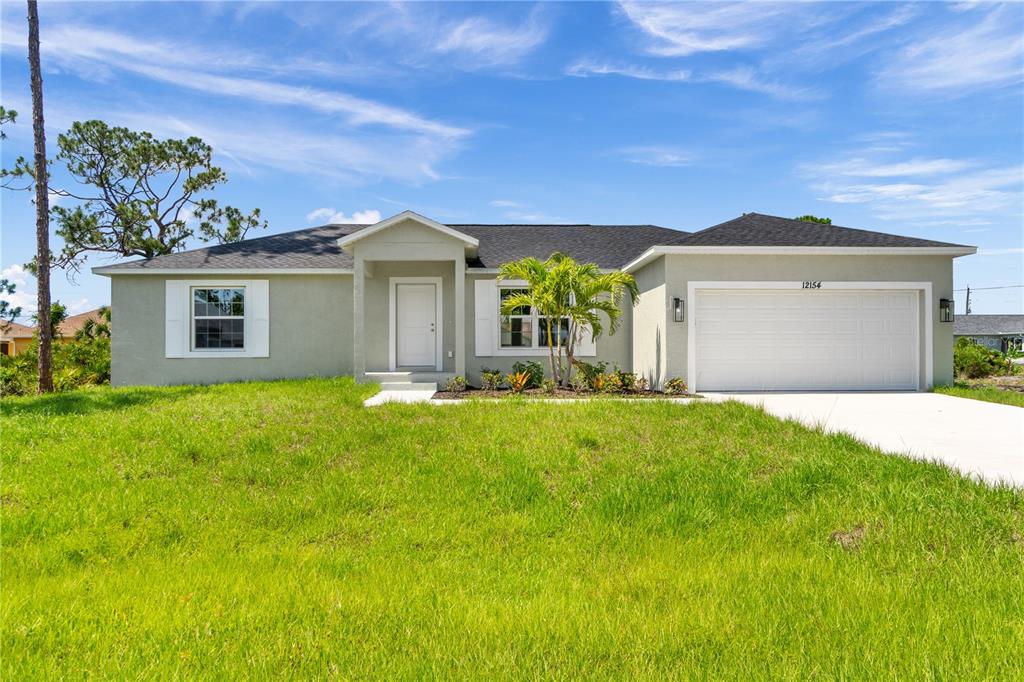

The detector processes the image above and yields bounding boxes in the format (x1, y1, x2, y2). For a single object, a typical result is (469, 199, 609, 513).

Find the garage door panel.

(695, 288, 919, 391)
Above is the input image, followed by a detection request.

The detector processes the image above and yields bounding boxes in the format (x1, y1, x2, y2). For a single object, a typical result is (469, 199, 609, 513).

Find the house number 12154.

(802, 281, 822, 289)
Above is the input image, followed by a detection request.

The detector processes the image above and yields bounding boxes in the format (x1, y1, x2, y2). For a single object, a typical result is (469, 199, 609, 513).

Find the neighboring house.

(1, 322, 36, 357)
(0, 308, 108, 357)
(954, 315, 1024, 354)
(93, 211, 975, 392)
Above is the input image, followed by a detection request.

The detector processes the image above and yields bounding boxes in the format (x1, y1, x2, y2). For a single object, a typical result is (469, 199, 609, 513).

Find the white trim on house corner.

(388, 276, 444, 372)
(337, 210, 479, 250)
(93, 267, 353, 276)
(685, 281, 934, 392)
(623, 245, 977, 273)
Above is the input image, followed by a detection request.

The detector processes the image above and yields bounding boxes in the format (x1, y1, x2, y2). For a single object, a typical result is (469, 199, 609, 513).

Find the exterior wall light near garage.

(673, 297, 685, 323)
(939, 298, 953, 323)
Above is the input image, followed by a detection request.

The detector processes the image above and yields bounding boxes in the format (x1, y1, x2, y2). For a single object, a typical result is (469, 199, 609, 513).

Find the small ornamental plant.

(541, 378, 557, 395)
(663, 377, 688, 395)
(480, 368, 504, 390)
(445, 375, 467, 393)
(633, 375, 650, 392)
(506, 371, 531, 393)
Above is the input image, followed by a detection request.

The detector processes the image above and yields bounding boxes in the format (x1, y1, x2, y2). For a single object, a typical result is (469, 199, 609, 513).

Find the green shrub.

(511, 360, 543, 388)
(479, 367, 504, 390)
(445, 375, 467, 393)
(541, 378, 557, 395)
(0, 335, 111, 396)
(663, 377, 688, 395)
(953, 338, 1007, 379)
(571, 359, 607, 390)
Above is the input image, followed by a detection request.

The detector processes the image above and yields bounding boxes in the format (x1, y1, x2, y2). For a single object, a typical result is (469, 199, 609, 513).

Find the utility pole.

(965, 286, 971, 315)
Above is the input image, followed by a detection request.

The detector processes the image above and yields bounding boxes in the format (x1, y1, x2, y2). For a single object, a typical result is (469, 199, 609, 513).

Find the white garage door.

(694, 288, 919, 391)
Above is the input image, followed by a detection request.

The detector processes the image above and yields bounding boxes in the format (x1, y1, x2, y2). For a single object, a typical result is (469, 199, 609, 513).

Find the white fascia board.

(622, 245, 977, 272)
(92, 267, 354, 276)
(336, 210, 479, 249)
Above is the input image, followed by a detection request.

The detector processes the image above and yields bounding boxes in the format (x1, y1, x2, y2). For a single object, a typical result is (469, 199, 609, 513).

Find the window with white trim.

(192, 287, 245, 350)
(498, 285, 570, 349)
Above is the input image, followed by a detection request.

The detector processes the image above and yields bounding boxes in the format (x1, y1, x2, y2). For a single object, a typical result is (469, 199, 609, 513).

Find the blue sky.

(1, 1, 1022, 317)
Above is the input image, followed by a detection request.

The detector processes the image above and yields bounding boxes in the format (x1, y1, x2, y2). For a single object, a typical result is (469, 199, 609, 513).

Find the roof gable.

(336, 211, 478, 251)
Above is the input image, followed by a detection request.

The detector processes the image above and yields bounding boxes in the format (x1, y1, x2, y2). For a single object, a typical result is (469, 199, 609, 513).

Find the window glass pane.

(499, 288, 531, 316)
(500, 317, 532, 348)
(538, 317, 570, 346)
(194, 318, 245, 349)
(192, 287, 245, 350)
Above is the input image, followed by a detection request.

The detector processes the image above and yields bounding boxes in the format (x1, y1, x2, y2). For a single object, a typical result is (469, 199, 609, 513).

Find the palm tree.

(74, 306, 111, 341)
(498, 255, 564, 382)
(558, 261, 638, 386)
(498, 254, 638, 386)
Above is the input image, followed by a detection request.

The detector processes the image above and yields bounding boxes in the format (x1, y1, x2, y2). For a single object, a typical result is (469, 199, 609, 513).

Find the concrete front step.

(365, 371, 452, 389)
(379, 382, 438, 392)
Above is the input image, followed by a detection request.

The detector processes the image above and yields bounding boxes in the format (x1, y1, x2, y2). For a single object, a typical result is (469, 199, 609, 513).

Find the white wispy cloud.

(614, 145, 694, 168)
(565, 59, 690, 81)
(489, 199, 522, 208)
(305, 208, 382, 224)
(617, 1, 806, 57)
(0, 23, 468, 140)
(436, 12, 549, 67)
(810, 157, 975, 178)
(801, 145, 1023, 222)
(703, 67, 821, 102)
(0, 264, 34, 317)
(878, 5, 1024, 95)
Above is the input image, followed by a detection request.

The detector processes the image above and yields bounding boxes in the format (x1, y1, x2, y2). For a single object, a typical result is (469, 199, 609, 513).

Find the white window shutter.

(165, 280, 186, 358)
(474, 279, 497, 357)
(249, 280, 270, 358)
(576, 323, 597, 357)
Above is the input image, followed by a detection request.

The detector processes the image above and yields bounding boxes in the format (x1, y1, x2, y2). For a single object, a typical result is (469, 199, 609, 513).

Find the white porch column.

(454, 257, 466, 377)
(353, 254, 365, 380)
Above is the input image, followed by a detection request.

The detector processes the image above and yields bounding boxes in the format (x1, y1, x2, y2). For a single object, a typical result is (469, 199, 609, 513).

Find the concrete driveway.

(705, 392, 1024, 486)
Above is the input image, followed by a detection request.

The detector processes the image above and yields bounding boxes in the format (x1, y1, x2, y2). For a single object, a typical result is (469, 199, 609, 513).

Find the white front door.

(396, 283, 437, 367)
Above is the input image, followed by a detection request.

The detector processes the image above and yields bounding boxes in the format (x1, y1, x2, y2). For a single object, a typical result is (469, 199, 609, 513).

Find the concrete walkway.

(705, 392, 1024, 486)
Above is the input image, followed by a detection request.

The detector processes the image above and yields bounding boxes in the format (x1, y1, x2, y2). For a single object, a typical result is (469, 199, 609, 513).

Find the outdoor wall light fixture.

(673, 297, 685, 323)
(939, 298, 953, 323)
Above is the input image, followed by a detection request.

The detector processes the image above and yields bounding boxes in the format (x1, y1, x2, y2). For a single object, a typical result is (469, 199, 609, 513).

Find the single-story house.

(1, 308, 108, 357)
(954, 315, 1024, 354)
(1, 321, 35, 357)
(93, 211, 975, 392)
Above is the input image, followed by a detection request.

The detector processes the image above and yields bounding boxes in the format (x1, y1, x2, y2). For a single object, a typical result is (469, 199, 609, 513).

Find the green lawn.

(935, 381, 1024, 408)
(3, 378, 1022, 678)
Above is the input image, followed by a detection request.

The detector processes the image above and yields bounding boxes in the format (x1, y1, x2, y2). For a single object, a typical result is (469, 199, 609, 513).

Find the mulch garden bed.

(432, 387, 702, 400)
(960, 375, 1024, 393)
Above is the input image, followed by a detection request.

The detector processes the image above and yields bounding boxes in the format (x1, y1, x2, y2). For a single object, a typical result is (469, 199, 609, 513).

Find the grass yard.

(3, 378, 1022, 678)
(935, 378, 1024, 408)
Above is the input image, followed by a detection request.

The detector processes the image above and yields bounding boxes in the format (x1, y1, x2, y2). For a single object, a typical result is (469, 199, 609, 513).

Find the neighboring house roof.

(669, 213, 971, 248)
(1, 321, 35, 340)
(954, 315, 1024, 336)
(57, 308, 107, 337)
(91, 212, 975, 274)
(0, 308, 107, 340)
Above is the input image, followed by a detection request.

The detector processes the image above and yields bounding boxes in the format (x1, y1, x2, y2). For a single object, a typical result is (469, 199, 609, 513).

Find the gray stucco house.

(94, 210, 975, 392)
(954, 315, 1024, 354)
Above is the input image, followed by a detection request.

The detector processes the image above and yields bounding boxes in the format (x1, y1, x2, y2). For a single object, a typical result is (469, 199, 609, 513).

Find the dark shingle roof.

(97, 223, 688, 270)
(452, 224, 686, 268)
(954, 315, 1024, 336)
(95, 212, 972, 273)
(670, 213, 971, 248)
